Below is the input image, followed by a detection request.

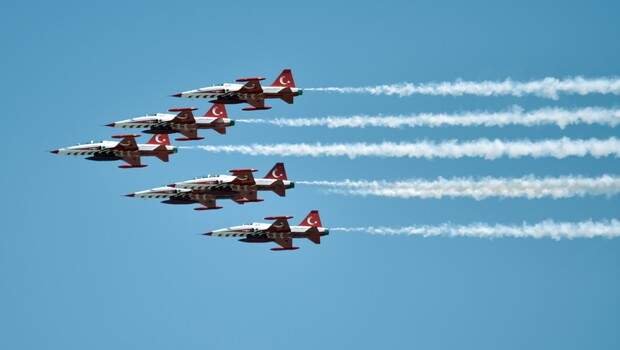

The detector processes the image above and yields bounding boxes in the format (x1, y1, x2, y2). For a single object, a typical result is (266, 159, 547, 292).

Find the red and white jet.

(50, 134, 177, 168)
(126, 163, 294, 210)
(106, 104, 235, 141)
(171, 69, 302, 111)
(204, 210, 328, 251)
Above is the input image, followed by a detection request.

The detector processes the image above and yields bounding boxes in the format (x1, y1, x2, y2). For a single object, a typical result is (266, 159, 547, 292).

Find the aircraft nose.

(167, 184, 176, 187)
(105, 123, 115, 127)
(324, 229, 330, 235)
(125, 193, 135, 197)
(50, 149, 59, 154)
(289, 182, 295, 189)
(203, 232, 213, 236)
(171, 93, 182, 98)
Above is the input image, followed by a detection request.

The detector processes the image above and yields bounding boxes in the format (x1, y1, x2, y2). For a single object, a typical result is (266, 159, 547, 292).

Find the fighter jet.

(126, 162, 294, 210)
(171, 69, 302, 111)
(106, 104, 234, 141)
(50, 134, 176, 168)
(204, 210, 328, 251)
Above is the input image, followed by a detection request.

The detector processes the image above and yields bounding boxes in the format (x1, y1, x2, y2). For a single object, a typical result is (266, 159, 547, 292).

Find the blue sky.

(1, 0, 619, 349)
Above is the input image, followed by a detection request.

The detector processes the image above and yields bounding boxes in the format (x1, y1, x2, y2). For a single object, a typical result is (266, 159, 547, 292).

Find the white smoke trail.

(305, 76, 620, 99)
(297, 175, 620, 200)
(185, 137, 620, 159)
(332, 219, 620, 240)
(236, 106, 620, 129)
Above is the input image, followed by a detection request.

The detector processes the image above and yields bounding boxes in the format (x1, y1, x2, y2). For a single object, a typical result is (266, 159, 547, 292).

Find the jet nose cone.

(105, 123, 115, 127)
(171, 93, 182, 98)
(167, 184, 176, 187)
(203, 232, 213, 236)
(50, 149, 59, 154)
(324, 229, 330, 235)
(125, 193, 135, 197)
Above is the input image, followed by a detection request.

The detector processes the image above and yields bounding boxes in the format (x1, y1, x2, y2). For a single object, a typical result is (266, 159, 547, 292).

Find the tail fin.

(264, 162, 287, 180)
(147, 134, 171, 146)
(299, 210, 322, 227)
(204, 103, 227, 118)
(271, 69, 295, 88)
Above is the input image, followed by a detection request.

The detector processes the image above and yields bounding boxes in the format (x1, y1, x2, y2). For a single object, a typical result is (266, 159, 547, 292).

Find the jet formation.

(51, 69, 328, 251)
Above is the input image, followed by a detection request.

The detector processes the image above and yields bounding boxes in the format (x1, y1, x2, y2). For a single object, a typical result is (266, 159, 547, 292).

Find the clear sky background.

(1, 1, 619, 349)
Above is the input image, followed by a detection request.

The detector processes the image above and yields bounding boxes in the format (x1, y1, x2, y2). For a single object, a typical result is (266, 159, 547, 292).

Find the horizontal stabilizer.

(271, 180, 286, 197)
(306, 227, 321, 244)
(279, 87, 294, 104)
(153, 145, 169, 162)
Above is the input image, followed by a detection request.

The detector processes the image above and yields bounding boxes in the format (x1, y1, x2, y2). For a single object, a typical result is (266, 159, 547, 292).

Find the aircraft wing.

(112, 134, 140, 151)
(194, 197, 222, 211)
(232, 190, 263, 204)
(245, 96, 267, 109)
(264, 216, 293, 233)
(272, 236, 294, 249)
(177, 128, 200, 140)
(120, 155, 143, 168)
(169, 107, 197, 124)
(235, 78, 264, 94)
(229, 168, 257, 185)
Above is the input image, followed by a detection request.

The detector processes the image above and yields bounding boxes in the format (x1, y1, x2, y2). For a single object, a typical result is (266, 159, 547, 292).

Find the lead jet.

(204, 210, 328, 251)
(127, 162, 294, 210)
(171, 69, 303, 111)
(50, 134, 176, 168)
(106, 104, 235, 141)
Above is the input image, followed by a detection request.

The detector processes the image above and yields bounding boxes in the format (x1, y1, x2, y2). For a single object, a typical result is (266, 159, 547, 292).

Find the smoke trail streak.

(297, 175, 620, 200)
(332, 219, 620, 240)
(184, 137, 620, 159)
(236, 106, 620, 129)
(305, 76, 620, 99)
